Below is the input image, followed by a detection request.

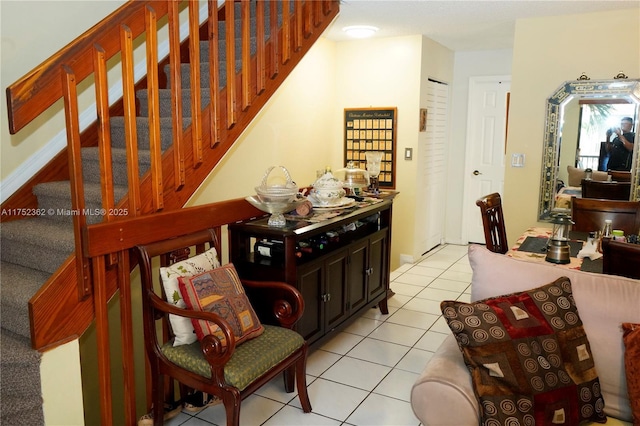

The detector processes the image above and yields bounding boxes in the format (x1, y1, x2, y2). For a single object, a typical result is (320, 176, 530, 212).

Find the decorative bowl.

(255, 166, 298, 204)
(245, 195, 306, 227)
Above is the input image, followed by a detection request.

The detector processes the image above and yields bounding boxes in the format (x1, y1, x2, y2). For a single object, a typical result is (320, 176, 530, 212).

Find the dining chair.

(134, 229, 311, 426)
(607, 170, 632, 182)
(581, 179, 631, 200)
(475, 193, 508, 254)
(571, 198, 640, 235)
(601, 238, 640, 279)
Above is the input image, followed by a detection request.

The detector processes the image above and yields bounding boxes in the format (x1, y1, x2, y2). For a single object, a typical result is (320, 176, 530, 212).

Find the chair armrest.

(147, 291, 236, 367)
(241, 279, 304, 328)
(411, 334, 479, 425)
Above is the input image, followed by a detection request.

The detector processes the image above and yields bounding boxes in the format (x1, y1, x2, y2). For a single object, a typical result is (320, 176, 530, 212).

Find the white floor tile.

(394, 263, 414, 273)
(360, 305, 397, 321)
(449, 261, 472, 273)
(255, 375, 299, 403)
(342, 316, 383, 336)
(321, 356, 391, 391)
(428, 277, 470, 293)
(405, 264, 444, 277)
(418, 258, 456, 270)
(305, 349, 342, 377)
(439, 269, 472, 283)
(345, 393, 419, 426)
(263, 405, 341, 425)
(402, 298, 444, 316)
(389, 270, 402, 281)
(319, 332, 363, 355)
(389, 282, 425, 297)
(429, 316, 454, 334)
(196, 394, 283, 425)
(290, 378, 368, 421)
(373, 368, 419, 401)
(395, 348, 435, 374)
(457, 293, 472, 303)
(392, 273, 434, 287)
(414, 286, 461, 302)
(386, 308, 439, 330)
(368, 322, 425, 347)
(414, 330, 449, 352)
(346, 337, 411, 367)
(387, 293, 411, 308)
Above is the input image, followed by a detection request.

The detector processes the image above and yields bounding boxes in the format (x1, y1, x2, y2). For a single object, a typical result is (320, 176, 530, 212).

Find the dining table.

(507, 226, 603, 273)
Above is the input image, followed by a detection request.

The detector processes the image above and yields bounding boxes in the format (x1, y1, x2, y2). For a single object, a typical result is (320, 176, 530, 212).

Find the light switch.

(405, 148, 413, 160)
(511, 153, 525, 167)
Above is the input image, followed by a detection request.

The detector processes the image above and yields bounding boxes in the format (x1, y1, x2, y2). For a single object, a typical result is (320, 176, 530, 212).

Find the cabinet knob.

(366, 267, 374, 275)
(321, 293, 331, 302)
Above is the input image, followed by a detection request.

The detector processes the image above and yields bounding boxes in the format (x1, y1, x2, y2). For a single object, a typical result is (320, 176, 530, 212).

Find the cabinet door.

(324, 249, 349, 331)
(296, 261, 323, 343)
(368, 229, 389, 302)
(347, 239, 368, 313)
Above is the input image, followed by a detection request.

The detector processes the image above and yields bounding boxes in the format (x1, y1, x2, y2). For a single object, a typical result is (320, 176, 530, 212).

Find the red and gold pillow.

(178, 263, 264, 346)
(441, 277, 606, 425)
(622, 323, 640, 425)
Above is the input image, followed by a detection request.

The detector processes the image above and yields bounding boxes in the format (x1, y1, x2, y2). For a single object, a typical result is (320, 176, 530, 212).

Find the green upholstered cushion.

(161, 325, 304, 391)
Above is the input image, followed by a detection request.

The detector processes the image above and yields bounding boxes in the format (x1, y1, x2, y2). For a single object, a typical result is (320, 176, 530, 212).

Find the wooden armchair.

(475, 193, 508, 254)
(134, 229, 311, 425)
(581, 179, 631, 200)
(571, 198, 640, 235)
(601, 238, 640, 279)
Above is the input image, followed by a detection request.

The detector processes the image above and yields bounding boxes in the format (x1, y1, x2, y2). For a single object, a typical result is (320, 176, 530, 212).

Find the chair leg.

(295, 351, 312, 413)
(283, 366, 295, 393)
(152, 375, 165, 425)
(222, 388, 242, 426)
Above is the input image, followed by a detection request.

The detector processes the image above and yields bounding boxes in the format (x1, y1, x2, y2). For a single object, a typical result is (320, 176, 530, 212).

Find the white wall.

(504, 8, 640, 246)
(445, 49, 513, 244)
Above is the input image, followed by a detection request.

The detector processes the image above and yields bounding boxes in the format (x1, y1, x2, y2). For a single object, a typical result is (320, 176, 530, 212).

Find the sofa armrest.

(411, 334, 479, 426)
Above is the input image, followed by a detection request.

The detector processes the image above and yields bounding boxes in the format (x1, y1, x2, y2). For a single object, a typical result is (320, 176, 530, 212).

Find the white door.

(417, 80, 449, 253)
(462, 76, 511, 244)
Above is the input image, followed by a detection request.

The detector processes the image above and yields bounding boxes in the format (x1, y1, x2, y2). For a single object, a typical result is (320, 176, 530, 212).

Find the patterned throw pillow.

(441, 277, 606, 425)
(159, 247, 220, 346)
(622, 323, 640, 425)
(178, 263, 264, 346)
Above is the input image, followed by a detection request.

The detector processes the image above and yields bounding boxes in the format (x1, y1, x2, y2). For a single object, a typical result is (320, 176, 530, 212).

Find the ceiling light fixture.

(342, 25, 379, 39)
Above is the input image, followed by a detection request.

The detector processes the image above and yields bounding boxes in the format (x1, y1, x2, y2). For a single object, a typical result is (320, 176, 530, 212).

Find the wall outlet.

(399, 254, 414, 265)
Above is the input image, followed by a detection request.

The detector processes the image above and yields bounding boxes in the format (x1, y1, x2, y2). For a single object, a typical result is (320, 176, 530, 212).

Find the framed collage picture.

(344, 107, 397, 189)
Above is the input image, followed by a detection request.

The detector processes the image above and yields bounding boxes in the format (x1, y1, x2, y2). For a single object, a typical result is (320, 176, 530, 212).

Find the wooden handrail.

(5, 0, 340, 422)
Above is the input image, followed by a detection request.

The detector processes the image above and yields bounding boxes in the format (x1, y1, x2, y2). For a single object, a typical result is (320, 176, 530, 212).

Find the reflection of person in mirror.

(605, 117, 635, 171)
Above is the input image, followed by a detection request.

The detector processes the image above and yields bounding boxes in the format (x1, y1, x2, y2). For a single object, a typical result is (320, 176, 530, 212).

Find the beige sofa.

(411, 245, 640, 425)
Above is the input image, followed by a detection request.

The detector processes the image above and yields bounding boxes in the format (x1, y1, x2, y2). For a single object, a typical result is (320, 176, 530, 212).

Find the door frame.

(461, 75, 511, 244)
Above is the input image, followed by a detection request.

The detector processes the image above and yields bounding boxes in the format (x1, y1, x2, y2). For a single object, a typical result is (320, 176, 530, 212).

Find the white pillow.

(159, 247, 220, 346)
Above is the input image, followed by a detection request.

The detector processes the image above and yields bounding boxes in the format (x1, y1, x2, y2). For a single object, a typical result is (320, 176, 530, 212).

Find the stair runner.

(0, 2, 276, 423)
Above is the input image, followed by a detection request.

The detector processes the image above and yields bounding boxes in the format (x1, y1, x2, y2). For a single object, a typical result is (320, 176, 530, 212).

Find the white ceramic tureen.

(311, 172, 346, 205)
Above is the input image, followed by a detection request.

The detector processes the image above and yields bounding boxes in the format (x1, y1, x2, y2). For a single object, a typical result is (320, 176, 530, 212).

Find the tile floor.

(164, 244, 471, 426)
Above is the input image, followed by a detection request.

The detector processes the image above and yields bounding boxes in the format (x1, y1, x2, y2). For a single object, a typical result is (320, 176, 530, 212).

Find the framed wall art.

(344, 107, 397, 189)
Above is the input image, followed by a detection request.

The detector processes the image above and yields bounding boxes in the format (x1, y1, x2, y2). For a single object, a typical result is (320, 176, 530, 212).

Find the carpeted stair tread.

(0, 262, 50, 338)
(82, 146, 152, 186)
(137, 88, 212, 118)
(109, 116, 184, 150)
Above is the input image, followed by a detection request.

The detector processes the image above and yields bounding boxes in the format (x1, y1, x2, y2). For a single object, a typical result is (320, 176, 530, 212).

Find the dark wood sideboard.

(229, 195, 396, 346)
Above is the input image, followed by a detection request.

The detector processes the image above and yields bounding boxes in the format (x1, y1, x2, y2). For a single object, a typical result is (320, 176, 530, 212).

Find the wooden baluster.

(269, 0, 279, 78)
(241, 0, 251, 110)
(145, 6, 164, 211)
(93, 45, 115, 220)
(208, 0, 221, 147)
(281, 0, 291, 64)
(92, 254, 113, 426)
(225, 0, 237, 128)
(255, 0, 266, 94)
(303, 0, 313, 38)
(294, 0, 302, 51)
(168, 0, 185, 190)
(118, 250, 136, 426)
(61, 65, 91, 300)
(313, 0, 322, 27)
(120, 24, 141, 216)
(189, 0, 204, 166)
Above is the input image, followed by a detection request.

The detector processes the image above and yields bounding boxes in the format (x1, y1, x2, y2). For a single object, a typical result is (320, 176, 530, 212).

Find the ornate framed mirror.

(538, 78, 640, 220)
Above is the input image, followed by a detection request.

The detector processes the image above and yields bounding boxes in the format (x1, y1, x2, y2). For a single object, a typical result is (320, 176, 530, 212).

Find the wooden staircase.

(1, 0, 339, 423)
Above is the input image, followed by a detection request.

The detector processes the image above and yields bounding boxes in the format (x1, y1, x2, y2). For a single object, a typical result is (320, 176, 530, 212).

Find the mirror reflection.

(538, 79, 640, 220)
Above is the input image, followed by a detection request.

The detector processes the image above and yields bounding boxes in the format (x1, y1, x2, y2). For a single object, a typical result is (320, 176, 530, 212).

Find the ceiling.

(322, 0, 640, 51)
